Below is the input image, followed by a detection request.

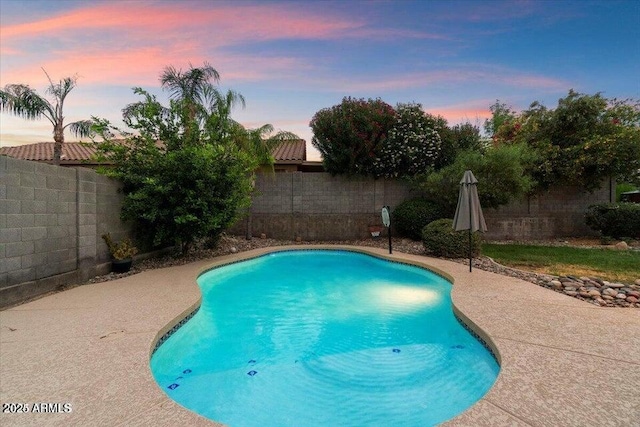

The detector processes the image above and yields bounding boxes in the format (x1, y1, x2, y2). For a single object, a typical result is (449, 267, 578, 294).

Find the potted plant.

(101, 233, 138, 273)
(368, 224, 384, 238)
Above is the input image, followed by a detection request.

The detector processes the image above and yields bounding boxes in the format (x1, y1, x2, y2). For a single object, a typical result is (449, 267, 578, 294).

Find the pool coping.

(1, 245, 639, 426)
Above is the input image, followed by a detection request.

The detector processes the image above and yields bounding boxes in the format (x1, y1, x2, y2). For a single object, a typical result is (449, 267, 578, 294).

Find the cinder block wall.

(231, 172, 613, 241)
(483, 183, 615, 240)
(1, 156, 129, 307)
(231, 172, 415, 240)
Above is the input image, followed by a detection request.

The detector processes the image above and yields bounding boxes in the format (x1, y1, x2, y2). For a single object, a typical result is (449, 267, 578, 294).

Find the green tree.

(484, 100, 517, 140)
(93, 64, 296, 253)
(417, 144, 537, 215)
(509, 90, 640, 190)
(310, 97, 396, 176)
(0, 69, 92, 165)
(426, 115, 484, 170)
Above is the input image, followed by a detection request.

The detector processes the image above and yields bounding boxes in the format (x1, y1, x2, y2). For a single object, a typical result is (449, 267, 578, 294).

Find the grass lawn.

(482, 243, 640, 284)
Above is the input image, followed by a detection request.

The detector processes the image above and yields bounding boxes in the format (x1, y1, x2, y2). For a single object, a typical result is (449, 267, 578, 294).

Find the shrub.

(421, 218, 482, 258)
(393, 198, 444, 240)
(416, 143, 537, 215)
(310, 97, 396, 176)
(372, 103, 441, 178)
(585, 203, 640, 239)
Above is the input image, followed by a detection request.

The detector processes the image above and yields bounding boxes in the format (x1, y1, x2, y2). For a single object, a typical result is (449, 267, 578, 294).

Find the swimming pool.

(150, 250, 499, 426)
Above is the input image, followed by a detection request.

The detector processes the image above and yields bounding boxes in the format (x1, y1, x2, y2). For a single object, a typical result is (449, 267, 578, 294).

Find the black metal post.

(469, 187, 473, 272)
(388, 219, 393, 255)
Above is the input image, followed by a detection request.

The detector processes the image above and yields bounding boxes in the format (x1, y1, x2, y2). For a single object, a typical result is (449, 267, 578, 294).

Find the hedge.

(393, 198, 443, 240)
(421, 218, 482, 258)
(585, 203, 640, 239)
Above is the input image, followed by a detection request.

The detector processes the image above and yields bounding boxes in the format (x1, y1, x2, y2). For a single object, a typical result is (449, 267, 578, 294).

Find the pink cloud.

(425, 106, 492, 125)
(2, 3, 355, 44)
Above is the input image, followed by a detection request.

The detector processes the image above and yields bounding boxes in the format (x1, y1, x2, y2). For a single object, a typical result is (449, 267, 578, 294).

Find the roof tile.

(1, 139, 307, 164)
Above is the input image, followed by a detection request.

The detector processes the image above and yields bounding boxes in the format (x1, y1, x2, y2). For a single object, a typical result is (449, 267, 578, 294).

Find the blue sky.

(1, 0, 638, 159)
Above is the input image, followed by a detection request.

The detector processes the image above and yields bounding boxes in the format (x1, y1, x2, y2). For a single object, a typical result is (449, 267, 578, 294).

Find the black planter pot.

(111, 258, 133, 273)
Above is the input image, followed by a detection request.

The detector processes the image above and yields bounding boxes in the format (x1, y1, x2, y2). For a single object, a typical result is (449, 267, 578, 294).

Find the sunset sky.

(1, 0, 638, 160)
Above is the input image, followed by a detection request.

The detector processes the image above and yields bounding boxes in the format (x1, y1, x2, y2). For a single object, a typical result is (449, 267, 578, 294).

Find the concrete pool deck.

(1, 245, 639, 426)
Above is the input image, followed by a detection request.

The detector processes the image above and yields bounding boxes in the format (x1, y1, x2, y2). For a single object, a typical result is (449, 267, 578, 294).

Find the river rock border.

(474, 257, 640, 308)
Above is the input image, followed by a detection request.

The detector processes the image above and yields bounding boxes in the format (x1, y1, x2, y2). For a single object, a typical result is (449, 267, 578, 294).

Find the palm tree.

(0, 69, 92, 165)
(156, 62, 299, 160)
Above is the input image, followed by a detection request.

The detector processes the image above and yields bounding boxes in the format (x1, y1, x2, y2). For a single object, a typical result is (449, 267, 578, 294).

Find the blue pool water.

(150, 250, 499, 426)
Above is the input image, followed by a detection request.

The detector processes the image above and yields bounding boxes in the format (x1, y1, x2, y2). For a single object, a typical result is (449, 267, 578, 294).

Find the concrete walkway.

(1, 246, 639, 426)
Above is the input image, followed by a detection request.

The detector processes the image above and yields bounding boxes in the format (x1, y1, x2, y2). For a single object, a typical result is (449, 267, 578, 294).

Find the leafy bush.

(92, 63, 283, 254)
(417, 143, 537, 215)
(585, 203, 640, 239)
(393, 198, 443, 240)
(421, 219, 482, 258)
(491, 90, 640, 190)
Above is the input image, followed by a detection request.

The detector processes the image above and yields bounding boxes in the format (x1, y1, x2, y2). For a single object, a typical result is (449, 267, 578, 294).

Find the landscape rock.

(614, 241, 629, 250)
(550, 280, 563, 289)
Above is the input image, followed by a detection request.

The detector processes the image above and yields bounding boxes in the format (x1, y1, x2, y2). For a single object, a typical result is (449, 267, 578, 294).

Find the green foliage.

(421, 219, 482, 258)
(310, 97, 396, 176)
(93, 63, 294, 253)
(417, 144, 537, 215)
(585, 203, 640, 239)
(484, 101, 517, 138)
(495, 90, 640, 190)
(393, 198, 444, 240)
(373, 103, 441, 178)
(428, 115, 484, 170)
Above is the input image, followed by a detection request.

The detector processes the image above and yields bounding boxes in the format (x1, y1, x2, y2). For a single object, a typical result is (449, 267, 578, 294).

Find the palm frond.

(66, 120, 94, 137)
(0, 84, 53, 122)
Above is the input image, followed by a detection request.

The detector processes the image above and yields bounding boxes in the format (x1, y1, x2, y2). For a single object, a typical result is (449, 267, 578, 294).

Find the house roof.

(0, 142, 103, 164)
(271, 139, 306, 164)
(0, 139, 308, 165)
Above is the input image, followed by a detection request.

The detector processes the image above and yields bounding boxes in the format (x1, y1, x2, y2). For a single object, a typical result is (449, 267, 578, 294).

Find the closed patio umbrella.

(453, 170, 487, 272)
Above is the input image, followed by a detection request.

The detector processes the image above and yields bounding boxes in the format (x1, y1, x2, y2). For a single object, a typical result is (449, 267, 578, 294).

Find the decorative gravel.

(87, 234, 639, 308)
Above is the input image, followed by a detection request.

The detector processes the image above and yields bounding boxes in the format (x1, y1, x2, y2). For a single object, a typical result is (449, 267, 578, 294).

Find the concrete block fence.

(483, 182, 615, 240)
(231, 172, 417, 240)
(1, 156, 129, 308)
(1, 156, 612, 307)
(233, 172, 612, 241)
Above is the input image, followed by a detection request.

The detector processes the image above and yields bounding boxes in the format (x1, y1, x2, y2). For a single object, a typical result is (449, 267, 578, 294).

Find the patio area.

(1, 245, 639, 426)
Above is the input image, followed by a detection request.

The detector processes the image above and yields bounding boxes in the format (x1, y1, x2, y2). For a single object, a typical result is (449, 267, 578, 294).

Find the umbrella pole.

(469, 187, 473, 272)
(468, 229, 472, 272)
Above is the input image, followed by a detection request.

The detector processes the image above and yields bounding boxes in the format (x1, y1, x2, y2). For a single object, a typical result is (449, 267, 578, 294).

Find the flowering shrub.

(373, 103, 441, 178)
(311, 99, 444, 178)
(310, 97, 396, 176)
